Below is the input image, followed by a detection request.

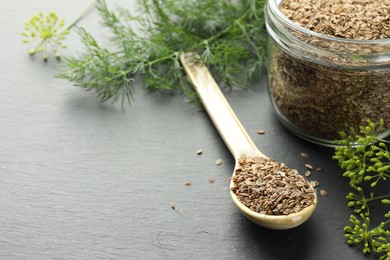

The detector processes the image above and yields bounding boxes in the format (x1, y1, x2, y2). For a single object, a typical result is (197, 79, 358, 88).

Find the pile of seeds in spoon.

(231, 157, 316, 215)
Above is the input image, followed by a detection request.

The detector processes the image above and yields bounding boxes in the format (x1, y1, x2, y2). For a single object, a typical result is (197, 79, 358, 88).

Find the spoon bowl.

(180, 53, 317, 230)
(230, 177, 317, 229)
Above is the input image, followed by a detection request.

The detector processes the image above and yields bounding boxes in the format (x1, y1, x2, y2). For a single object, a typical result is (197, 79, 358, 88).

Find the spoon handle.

(180, 53, 265, 159)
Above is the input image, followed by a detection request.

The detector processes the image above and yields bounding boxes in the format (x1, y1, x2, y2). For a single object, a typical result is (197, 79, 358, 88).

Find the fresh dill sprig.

(344, 214, 389, 258)
(57, 0, 268, 106)
(333, 119, 390, 259)
(22, 0, 97, 61)
(22, 11, 70, 61)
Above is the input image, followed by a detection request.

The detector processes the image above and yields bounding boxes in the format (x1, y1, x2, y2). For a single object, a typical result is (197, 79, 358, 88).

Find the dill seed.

(310, 180, 319, 188)
(320, 190, 328, 197)
(316, 167, 323, 172)
(231, 156, 316, 216)
(196, 149, 203, 155)
(216, 159, 222, 165)
(170, 202, 182, 213)
(257, 129, 265, 135)
(304, 171, 311, 177)
(183, 182, 192, 186)
(304, 164, 314, 170)
(300, 152, 309, 158)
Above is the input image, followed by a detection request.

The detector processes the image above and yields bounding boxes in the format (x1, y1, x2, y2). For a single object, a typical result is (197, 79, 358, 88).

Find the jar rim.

(268, 0, 390, 46)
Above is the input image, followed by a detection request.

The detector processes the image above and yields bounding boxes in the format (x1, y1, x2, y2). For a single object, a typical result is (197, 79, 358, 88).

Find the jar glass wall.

(265, 0, 390, 147)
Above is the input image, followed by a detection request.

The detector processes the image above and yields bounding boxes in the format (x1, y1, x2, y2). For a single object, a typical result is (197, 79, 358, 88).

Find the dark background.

(0, 0, 384, 259)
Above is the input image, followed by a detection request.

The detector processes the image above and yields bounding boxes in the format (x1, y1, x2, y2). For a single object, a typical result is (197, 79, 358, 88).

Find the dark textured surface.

(0, 1, 382, 259)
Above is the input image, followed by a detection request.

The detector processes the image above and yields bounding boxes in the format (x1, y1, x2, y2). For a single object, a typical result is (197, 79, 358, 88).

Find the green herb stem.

(65, 0, 98, 30)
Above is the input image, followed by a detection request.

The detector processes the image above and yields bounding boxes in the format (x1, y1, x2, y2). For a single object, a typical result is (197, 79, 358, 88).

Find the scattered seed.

(316, 167, 323, 172)
(257, 129, 265, 135)
(170, 202, 182, 213)
(208, 178, 215, 184)
(304, 164, 314, 170)
(304, 170, 311, 177)
(320, 190, 328, 197)
(300, 152, 309, 158)
(216, 159, 222, 165)
(183, 182, 192, 186)
(196, 149, 203, 155)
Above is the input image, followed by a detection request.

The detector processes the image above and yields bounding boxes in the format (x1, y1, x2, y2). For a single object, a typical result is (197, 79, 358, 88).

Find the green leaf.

(58, 0, 268, 106)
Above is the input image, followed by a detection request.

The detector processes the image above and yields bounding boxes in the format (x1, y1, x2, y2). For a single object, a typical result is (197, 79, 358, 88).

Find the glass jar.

(265, 0, 390, 147)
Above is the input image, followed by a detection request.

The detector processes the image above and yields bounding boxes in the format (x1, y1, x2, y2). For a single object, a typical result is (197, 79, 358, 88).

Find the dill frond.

(58, 0, 268, 106)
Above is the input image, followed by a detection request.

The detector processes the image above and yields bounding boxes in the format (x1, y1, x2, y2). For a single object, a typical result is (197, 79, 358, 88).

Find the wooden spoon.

(180, 53, 317, 230)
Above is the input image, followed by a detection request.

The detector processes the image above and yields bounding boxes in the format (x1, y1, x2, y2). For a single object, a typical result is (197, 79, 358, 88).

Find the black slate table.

(0, 1, 382, 259)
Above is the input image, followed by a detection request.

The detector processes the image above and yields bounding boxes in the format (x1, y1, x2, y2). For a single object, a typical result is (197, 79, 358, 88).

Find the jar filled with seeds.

(265, 0, 390, 146)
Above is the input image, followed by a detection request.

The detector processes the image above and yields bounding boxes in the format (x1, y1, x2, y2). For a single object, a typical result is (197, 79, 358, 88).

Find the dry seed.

(216, 159, 222, 165)
(257, 129, 266, 135)
(304, 164, 314, 170)
(196, 149, 203, 155)
(320, 190, 328, 197)
(316, 167, 323, 172)
(170, 202, 182, 213)
(300, 152, 309, 158)
(208, 178, 215, 184)
(310, 180, 319, 188)
(304, 170, 311, 177)
(183, 182, 192, 186)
